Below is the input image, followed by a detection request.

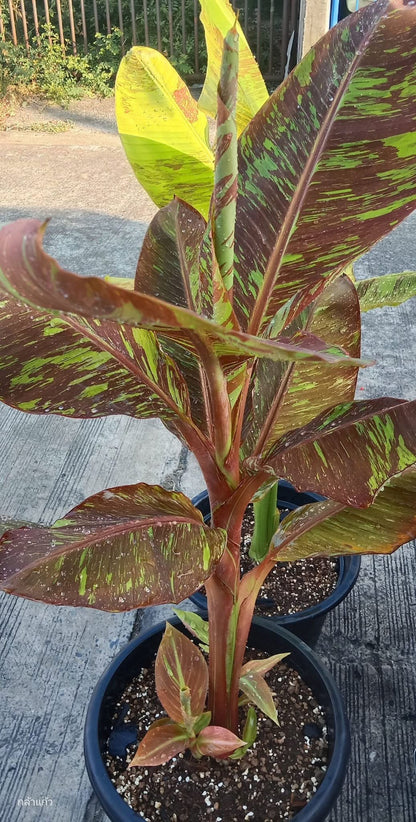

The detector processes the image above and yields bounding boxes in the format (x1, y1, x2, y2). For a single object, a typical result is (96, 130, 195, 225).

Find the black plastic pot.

(84, 617, 350, 822)
(190, 481, 360, 647)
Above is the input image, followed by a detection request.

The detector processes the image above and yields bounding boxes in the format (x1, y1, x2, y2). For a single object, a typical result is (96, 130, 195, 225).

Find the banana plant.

(1, 0, 416, 762)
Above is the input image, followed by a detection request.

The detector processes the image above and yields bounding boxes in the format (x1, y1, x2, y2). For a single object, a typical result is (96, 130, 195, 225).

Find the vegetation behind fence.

(0, 0, 300, 85)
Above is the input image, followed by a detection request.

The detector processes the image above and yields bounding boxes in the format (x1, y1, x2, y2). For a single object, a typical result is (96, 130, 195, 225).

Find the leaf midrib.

(247, 6, 388, 337)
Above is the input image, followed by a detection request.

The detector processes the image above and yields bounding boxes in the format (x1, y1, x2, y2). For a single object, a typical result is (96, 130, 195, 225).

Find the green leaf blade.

(116, 47, 214, 218)
(239, 671, 278, 724)
(357, 271, 416, 312)
(173, 609, 210, 647)
(198, 0, 268, 134)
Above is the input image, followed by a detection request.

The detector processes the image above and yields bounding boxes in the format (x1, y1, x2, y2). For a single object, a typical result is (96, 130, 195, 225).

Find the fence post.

(0, 2, 5, 41)
(298, 0, 330, 57)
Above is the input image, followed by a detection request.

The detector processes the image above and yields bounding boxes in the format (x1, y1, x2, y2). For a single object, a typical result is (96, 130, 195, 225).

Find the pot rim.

(84, 616, 350, 822)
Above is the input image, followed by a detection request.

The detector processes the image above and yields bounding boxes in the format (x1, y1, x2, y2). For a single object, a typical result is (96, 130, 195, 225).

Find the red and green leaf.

(128, 719, 189, 767)
(250, 398, 416, 507)
(191, 725, 245, 757)
(155, 624, 208, 727)
(0, 485, 226, 610)
(233, 0, 416, 333)
(211, 23, 239, 300)
(269, 465, 416, 562)
(0, 219, 368, 370)
(241, 652, 290, 677)
(0, 295, 191, 422)
(242, 276, 361, 459)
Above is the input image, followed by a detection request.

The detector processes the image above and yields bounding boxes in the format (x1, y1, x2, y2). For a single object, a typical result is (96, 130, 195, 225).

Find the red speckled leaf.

(0, 484, 226, 610)
(155, 623, 208, 727)
(250, 398, 416, 507)
(233, 0, 416, 332)
(129, 720, 189, 767)
(192, 725, 245, 757)
(239, 671, 278, 724)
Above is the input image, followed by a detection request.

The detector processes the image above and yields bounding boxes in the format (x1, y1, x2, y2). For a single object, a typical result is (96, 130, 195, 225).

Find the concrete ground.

(0, 98, 415, 822)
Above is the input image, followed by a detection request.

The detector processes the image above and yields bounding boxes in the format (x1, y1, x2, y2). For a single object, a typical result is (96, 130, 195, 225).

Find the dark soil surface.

(201, 505, 339, 616)
(106, 650, 329, 821)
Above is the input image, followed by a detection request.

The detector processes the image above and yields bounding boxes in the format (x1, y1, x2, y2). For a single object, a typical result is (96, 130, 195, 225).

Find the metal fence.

(0, 0, 300, 83)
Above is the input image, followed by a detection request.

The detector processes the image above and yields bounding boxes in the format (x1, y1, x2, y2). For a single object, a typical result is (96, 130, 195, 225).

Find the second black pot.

(84, 616, 350, 822)
(190, 480, 360, 646)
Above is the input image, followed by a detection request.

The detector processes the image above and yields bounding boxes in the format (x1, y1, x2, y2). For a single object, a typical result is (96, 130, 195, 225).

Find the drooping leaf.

(230, 705, 258, 759)
(191, 725, 245, 757)
(242, 276, 361, 459)
(270, 465, 416, 562)
(198, 0, 268, 134)
(155, 623, 208, 728)
(233, 0, 416, 333)
(0, 295, 191, 422)
(250, 398, 416, 507)
(173, 608, 210, 647)
(115, 47, 214, 218)
(239, 671, 278, 724)
(356, 270, 416, 312)
(241, 653, 290, 677)
(0, 220, 369, 371)
(0, 484, 226, 610)
(128, 720, 189, 767)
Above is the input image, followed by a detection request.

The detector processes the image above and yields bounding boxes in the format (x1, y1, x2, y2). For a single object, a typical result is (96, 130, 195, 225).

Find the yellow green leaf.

(116, 47, 214, 218)
(198, 0, 268, 135)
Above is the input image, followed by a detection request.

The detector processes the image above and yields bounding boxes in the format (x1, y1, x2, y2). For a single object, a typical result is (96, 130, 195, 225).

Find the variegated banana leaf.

(155, 623, 208, 725)
(198, 0, 268, 134)
(242, 276, 361, 459)
(0, 220, 368, 370)
(0, 484, 226, 609)
(248, 398, 416, 507)
(115, 47, 214, 218)
(270, 466, 416, 562)
(0, 295, 191, 422)
(357, 271, 416, 312)
(233, 0, 416, 334)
